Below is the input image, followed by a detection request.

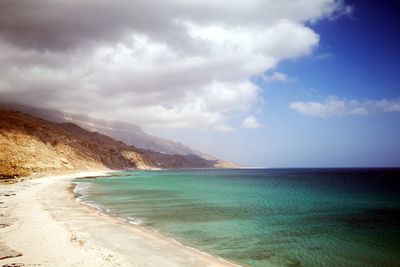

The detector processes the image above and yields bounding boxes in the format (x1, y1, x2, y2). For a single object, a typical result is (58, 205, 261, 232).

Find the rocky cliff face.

(0, 110, 235, 180)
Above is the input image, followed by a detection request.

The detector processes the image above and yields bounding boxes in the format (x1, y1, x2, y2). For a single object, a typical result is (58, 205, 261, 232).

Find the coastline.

(0, 171, 238, 267)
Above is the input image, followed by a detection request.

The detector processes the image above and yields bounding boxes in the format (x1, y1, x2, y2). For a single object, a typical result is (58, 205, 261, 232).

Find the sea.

(73, 168, 400, 267)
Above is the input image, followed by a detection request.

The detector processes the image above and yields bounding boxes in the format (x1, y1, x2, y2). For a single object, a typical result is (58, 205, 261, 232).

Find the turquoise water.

(75, 169, 400, 266)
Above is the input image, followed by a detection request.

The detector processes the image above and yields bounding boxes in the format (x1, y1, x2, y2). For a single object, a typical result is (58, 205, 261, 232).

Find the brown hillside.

(0, 110, 227, 179)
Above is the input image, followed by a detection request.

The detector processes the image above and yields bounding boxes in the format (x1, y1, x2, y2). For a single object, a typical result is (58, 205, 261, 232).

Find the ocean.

(74, 168, 400, 267)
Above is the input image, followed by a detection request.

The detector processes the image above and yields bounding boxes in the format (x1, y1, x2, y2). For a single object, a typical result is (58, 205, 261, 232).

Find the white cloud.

(263, 72, 290, 82)
(290, 97, 400, 117)
(242, 116, 262, 128)
(0, 0, 349, 130)
(328, 0, 354, 20)
(214, 124, 236, 133)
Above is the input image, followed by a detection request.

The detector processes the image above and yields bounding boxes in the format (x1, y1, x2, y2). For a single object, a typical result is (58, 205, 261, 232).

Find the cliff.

(0, 110, 236, 180)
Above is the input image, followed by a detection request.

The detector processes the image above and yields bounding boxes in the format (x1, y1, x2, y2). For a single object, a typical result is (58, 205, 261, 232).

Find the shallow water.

(75, 168, 400, 267)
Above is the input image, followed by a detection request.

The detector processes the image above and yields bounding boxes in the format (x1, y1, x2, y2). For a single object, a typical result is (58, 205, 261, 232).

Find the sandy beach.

(0, 172, 237, 267)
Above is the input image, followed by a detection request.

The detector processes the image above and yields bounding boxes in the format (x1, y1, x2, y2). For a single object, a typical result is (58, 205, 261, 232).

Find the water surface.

(75, 168, 400, 267)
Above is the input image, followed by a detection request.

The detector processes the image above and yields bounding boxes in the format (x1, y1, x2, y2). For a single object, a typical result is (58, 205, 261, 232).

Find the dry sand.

(0, 171, 238, 267)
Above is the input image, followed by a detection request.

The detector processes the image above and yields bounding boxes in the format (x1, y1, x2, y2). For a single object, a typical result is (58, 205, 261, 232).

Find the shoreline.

(0, 171, 239, 267)
(71, 178, 240, 266)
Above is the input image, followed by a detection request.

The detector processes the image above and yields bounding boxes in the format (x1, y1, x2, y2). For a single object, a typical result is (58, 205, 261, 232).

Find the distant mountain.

(0, 103, 215, 159)
(0, 109, 237, 179)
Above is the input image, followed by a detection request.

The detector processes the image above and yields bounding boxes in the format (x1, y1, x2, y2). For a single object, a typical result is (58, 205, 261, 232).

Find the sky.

(0, 0, 399, 167)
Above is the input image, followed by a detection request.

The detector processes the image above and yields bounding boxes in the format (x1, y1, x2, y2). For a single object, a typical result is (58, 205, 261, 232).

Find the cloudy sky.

(1, 0, 399, 167)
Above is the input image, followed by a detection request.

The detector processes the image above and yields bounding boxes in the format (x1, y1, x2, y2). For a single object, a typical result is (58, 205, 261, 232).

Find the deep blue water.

(75, 168, 400, 266)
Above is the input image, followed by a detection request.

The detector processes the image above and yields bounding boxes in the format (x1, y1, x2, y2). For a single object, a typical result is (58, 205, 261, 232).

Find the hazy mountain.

(0, 109, 237, 179)
(0, 103, 215, 159)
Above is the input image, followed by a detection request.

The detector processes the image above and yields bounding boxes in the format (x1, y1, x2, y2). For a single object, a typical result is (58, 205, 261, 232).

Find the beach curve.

(0, 171, 239, 267)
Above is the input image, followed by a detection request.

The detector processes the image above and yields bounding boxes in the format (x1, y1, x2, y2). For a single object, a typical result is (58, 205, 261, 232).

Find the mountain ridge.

(0, 109, 237, 180)
(0, 103, 213, 158)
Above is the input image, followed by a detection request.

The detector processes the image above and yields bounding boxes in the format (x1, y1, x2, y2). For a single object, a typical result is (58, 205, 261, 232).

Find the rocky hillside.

(0, 110, 235, 180)
(0, 103, 212, 157)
